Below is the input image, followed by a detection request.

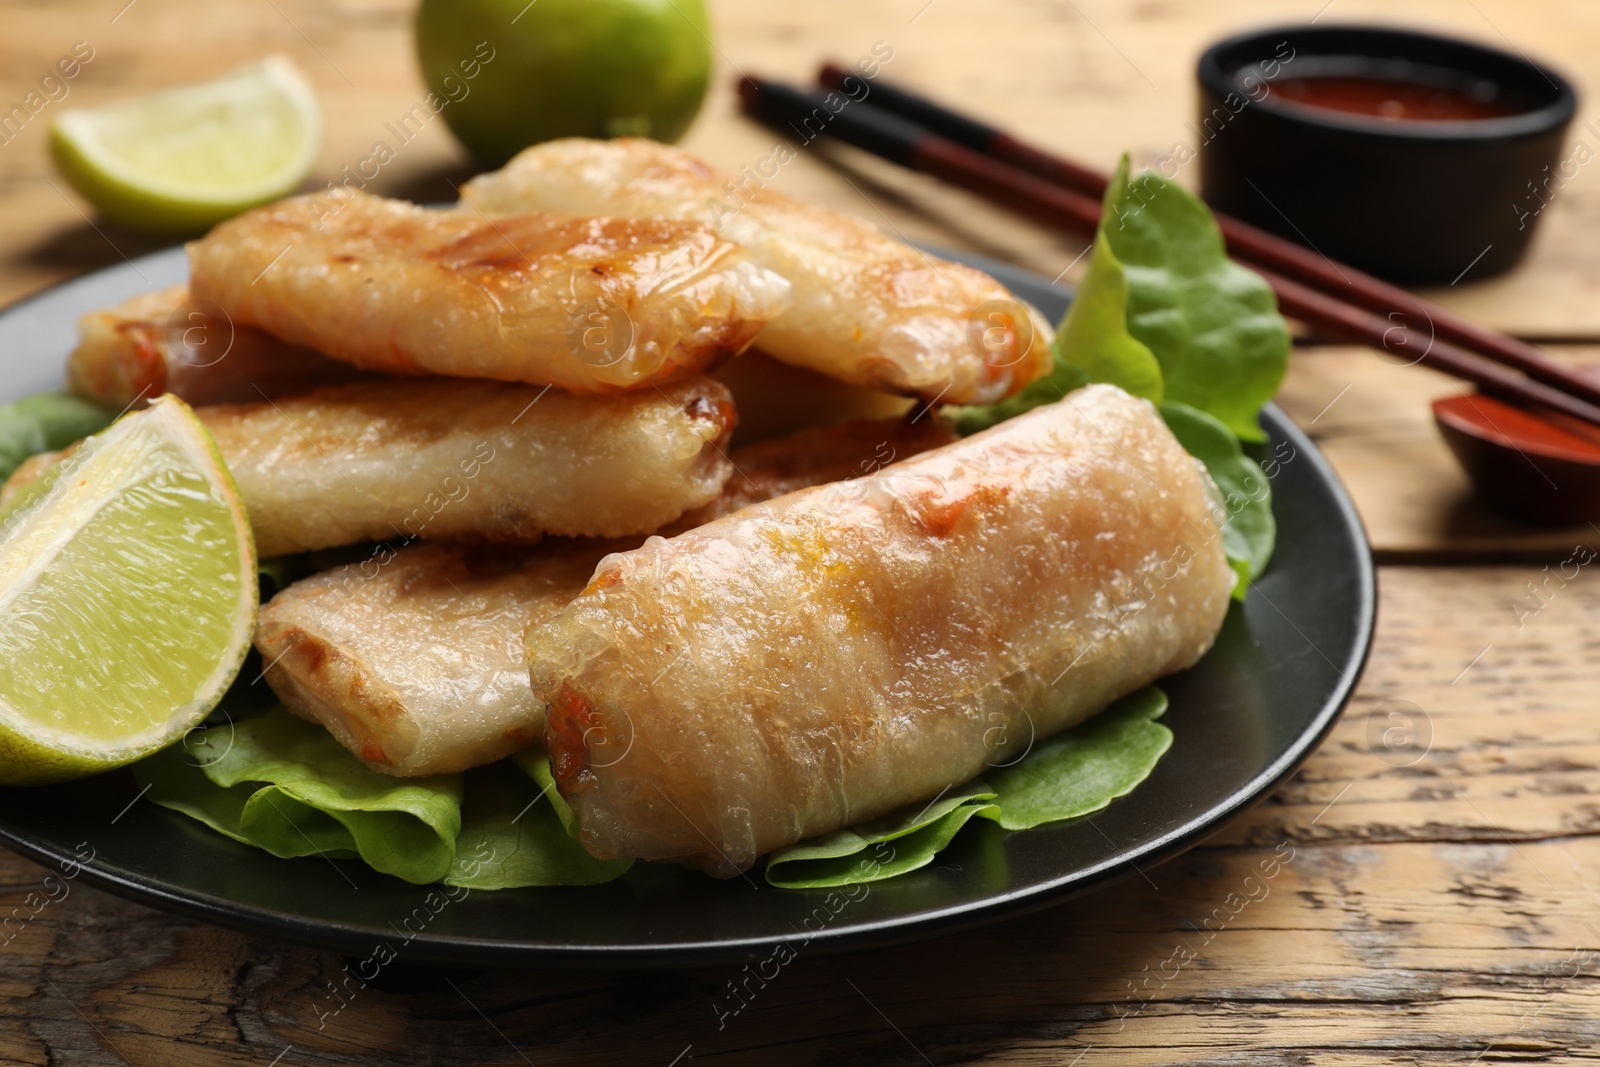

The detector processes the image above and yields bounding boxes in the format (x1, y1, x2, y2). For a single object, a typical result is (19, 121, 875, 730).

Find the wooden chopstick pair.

(737, 69, 1600, 429)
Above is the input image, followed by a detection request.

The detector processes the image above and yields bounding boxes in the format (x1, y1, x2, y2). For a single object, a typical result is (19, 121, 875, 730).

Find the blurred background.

(3, 0, 1595, 340)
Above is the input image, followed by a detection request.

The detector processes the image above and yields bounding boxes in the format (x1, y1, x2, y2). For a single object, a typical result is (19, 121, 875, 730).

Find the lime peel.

(415, 0, 712, 167)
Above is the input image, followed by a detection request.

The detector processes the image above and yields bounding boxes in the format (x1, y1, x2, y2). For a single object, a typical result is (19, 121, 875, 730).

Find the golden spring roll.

(188, 189, 792, 394)
(258, 540, 605, 773)
(2, 378, 737, 556)
(205, 378, 737, 555)
(67, 285, 371, 409)
(527, 385, 1236, 875)
(254, 416, 957, 776)
(458, 138, 1055, 405)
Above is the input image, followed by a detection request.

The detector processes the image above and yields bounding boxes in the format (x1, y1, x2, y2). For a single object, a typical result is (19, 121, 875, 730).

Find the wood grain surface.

(4, 569, 1598, 1066)
(2, 0, 1599, 1064)
(1276, 345, 1600, 558)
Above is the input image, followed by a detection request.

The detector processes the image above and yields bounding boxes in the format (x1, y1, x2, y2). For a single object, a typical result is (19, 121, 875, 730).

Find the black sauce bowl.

(1197, 24, 1577, 284)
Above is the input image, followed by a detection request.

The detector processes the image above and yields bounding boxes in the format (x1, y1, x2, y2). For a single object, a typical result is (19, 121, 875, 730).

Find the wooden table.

(5, 1, 1600, 1063)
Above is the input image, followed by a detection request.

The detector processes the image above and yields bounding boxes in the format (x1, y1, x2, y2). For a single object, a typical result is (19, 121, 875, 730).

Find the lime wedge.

(50, 56, 322, 234)
(0, 396, 257, 785)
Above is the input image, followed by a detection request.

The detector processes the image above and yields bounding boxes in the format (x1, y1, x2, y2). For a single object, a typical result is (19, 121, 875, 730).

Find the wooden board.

(2, 569, 1598, 1065)
(1276, 345, 1600, 559)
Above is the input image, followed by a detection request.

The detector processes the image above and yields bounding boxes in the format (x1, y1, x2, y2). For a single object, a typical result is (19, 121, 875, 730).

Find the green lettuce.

(136, 708, 630, 888)
(947, 158, 1284, 594)
(1102, 159, 1289, 442)
(949, 159, 1287, 442)
(1160, 401, 1275, 598)
(766, 687, 1171, 888)
(983, 685, 1172, 829)
(447, 751, 631, 889)
(0, 392, 116, 481)
(136, 711, 462, 884)
(137, 689, 1172, 892)
(765, 786, 999, 889)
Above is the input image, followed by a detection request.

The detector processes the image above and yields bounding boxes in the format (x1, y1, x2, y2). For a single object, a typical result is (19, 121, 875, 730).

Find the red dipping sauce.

(1269, 73, 1524, 122)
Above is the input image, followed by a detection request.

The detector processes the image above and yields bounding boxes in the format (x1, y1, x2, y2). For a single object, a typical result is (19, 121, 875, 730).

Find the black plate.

(0, 245, 1375, 968)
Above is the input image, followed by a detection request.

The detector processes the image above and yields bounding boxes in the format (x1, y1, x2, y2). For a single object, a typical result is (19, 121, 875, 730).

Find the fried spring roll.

(458, 138, 1055, 405)
(527, 385, 1235, 875)
(67, 285, 371, 409)
(259, 540, 605, 774)
(210, 378, 737, 555)
(188, 190, 792, 393)
(254, 416, 956, 776)
(5, 378, 738, 556)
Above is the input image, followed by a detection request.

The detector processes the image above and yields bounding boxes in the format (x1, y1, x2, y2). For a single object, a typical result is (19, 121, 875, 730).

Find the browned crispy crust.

(461, 138, 1056, 404)
(188, 190, 791, 394)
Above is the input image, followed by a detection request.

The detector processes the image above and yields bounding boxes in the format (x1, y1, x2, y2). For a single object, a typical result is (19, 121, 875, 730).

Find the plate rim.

(0, 244, 1376, 968)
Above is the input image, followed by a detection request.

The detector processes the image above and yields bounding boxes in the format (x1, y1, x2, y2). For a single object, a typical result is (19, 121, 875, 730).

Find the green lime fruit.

(50, 56, 322, 235)
(415, 0, 713, 167)
(0, 397, 257, 785)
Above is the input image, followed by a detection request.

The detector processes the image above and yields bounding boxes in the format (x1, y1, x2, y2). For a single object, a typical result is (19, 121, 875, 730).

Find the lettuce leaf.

(136, 708, 630, 889)
(138, 685, 1173, 892)
(945, 163, 1282, 593)
(765, 786, 998, 889)
(1101, 159, 1289, 442)
(983, 686, 1172, 830)
(948, 159, 1287, 444)
(446, 751, 632, 889)
(764, 687, 1171, 888)
(136, 710, 462, 884)
(0, 392, 116, 481)
(1159, 401, 1275, 598)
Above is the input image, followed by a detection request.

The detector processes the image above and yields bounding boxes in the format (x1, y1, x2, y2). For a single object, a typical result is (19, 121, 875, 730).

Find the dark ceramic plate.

(0, 245, 1374, 968)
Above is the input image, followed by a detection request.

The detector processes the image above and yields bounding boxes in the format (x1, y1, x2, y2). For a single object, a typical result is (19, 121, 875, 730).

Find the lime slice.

(50, 56, 322, 234)
(0, 396, 257, 785)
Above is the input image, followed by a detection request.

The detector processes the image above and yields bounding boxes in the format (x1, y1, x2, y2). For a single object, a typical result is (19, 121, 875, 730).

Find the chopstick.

(814, 63, 1600, 413)
(735, 73, 1600, 428)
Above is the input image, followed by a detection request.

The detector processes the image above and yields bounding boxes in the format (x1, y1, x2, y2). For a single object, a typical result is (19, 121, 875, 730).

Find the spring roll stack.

(254, 417, 956, 776)
(37, 136, 1229, 883)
